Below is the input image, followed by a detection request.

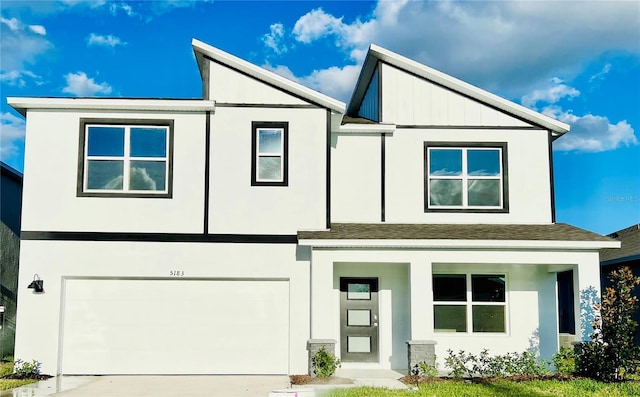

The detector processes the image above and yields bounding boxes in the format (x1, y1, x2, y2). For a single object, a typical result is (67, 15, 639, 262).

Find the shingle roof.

(600, 224, 640, 262)
(298, 223, 614, 242)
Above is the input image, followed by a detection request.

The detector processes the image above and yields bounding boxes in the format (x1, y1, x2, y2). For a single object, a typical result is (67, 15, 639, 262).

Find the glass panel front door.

(340, 277, 379, 362)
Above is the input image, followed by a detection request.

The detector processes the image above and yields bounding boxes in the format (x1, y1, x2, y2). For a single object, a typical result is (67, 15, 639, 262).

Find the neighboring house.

(7, 40, 619, 376)
(0, 161, 22, 358)
(600, 224, 640, 343)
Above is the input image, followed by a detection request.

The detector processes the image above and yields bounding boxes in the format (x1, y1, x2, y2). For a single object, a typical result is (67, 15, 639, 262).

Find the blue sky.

(1, 0, 638, 235)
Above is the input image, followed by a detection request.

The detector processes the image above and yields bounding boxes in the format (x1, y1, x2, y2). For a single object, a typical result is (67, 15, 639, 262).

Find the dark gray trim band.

(548, 130, 556, 223)
(21, 231, 298, 244)
(204, 111, 211, 234)
(216, 103, 319, 109)
(601, 255, 640, 266)
(379, 63, 385, 222)
(326, 109, 332, 229)
(396, 125, 542, 130)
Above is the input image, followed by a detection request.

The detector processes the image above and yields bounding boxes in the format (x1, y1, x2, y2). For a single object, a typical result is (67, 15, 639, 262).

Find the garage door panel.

(61, 278, 289, 374)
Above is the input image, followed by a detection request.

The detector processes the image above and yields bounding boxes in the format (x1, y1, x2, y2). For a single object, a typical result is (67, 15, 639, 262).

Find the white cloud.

(521, 78, 580, 108)
(109, 2, 136, 17)
(546, 107, 638, 153)
(0, 112, 26, 160)
(1, 16, 20, 31)
(0, 70, 42, 87)
(589, 64, 612, 83)
(87, 33, 126, 47)
(62, 72, 112, 96)
(262, 23, 287, 55)
(28, 25, 46, 35)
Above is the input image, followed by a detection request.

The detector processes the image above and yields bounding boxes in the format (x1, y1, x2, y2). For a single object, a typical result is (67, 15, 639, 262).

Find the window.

(425, 143, 508, 212)
(251, 121, 288, 186)
(433, 274, 506, 333)
(78, 119, 173, 197)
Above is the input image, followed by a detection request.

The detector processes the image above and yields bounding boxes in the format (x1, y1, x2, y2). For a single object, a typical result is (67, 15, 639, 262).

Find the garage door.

(60, 278, 289, 374)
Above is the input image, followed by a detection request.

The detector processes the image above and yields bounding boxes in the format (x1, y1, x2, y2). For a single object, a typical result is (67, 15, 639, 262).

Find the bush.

(311, 346, 341, 377)
(444, 349, 549, 378)
(13, 360, 41, 377)
(575, 266, 640, 381)
(552, 346, 576, 375)
(410, 357, 439, 378)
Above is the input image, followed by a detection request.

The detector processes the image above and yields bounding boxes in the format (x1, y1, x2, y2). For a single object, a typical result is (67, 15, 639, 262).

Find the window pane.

(130, 161, 166, 191)
(347, 283, 370, 300)
(472, 275, 505, 302)
(429, 179, 462, 206)
(434, 305, 466, 332)
(468, 179, 500, 206)
(87, 160, 123, 190)
(130, 128, 167, 158)
(429, 149, 462, 176)
(258, 157, 282, 180)
(347, 336, 371, 353)
(258, 129, 282, 154)
(347, 310, 371, 326)
(87, 127, 124, 156)
(433, 275, 466, 301)
(467, 149, 500, 176)
(472, 306, 505, 332)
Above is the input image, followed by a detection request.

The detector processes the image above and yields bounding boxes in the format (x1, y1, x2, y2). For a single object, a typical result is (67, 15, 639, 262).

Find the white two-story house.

(8, 40, 618, 376)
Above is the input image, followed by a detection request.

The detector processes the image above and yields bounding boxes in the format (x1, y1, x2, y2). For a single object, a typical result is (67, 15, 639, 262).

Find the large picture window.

(425, 143, 508, 212)
(433, 274, 507, 333)
(251, 121, 288, 186)
(78, 119, 173, 197)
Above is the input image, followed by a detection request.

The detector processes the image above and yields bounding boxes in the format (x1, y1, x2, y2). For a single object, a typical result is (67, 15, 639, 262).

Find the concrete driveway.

(2, 375, 293, 397)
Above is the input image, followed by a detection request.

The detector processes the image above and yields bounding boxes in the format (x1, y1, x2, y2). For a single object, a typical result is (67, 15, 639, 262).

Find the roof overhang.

(337, 123, 396, 135)
(192, 38, 346, 114)
(7, 97, 216, 117)
(347, 44, 570, 135)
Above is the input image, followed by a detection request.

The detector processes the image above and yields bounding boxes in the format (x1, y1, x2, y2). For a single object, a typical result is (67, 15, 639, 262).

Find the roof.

(0, 161, 23, 182)
(7, 98, 215, 117)
(192, 39, 346, 114)
(601, 224, 640, 264)
(347, 44, 570, 135)
(299, 223, 618, 249)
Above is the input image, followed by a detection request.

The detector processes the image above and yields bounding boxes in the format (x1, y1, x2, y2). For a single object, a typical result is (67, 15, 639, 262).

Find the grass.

(324, 379, 640, 397)
(0, 361, 37, 391)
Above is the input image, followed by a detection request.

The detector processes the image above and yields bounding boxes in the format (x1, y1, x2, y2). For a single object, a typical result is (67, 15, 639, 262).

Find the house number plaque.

(169, 270, 185, 277)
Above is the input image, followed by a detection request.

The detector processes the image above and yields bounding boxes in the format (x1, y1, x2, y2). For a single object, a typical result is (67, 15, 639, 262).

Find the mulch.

(1, 374, 53, 380)
(290, 374, 355, 385)
(399, 373, 579, 385)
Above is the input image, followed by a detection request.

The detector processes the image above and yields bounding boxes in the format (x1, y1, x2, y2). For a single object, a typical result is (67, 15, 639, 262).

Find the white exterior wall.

(331, 133, 381, 223)
(21, 110, 206, 233)
(209, 107, 327, 234)
(308, 247, 601, 370)
(385, 128, 552, 224)
(15, 240, 310, 375)
(379, 63, 530, 127)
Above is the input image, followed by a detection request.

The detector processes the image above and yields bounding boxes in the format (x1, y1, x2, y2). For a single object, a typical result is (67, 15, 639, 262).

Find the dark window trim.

(77, 118, 174, 198)
(424, 141, 509, 213)
(251, 121, 289, 187)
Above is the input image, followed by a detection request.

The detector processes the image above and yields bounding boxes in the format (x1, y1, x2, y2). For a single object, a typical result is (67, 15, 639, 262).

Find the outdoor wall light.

(27, 274, 44, 293)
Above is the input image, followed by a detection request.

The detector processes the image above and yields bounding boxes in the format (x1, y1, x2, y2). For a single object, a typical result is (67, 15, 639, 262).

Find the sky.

(1, 0, 639, 235)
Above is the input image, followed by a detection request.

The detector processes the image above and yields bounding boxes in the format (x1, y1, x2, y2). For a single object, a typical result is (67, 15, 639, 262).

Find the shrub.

(575, 266, 640, 381)
(410, 357, 439, 378)
(444, 349, 549, 378)
(13, 359, 41, 377)
(552, 346, 576, 375)
(311, 346, 341, 377)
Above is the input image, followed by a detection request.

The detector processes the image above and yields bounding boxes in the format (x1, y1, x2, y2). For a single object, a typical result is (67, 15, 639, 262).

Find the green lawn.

(0, 361, 37, 391)
(324, 379, 640, 397)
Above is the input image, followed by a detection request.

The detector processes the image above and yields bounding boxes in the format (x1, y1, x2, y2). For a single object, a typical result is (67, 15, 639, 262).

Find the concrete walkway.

(0, 371, 407, 397)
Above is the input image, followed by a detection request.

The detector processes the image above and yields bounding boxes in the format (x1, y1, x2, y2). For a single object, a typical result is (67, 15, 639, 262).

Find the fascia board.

(192, 38, 346, 114)
(7, 97, 216, 116)
(298, 239, 621, 250)
(359, 44, 569, 134)
(337, 123, 396, 134)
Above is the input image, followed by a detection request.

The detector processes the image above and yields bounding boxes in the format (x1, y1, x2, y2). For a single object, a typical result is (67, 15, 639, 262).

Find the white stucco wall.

(15, 240, 310, 375)
(209, 107, 328, 234)
(21, 110, 207, 233)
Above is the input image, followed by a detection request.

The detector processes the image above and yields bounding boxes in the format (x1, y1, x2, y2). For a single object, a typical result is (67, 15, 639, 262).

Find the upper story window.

(424, 143, 508, 212)
(251, 121, 288, 186)
(78, 119, 173, 198)
(433, 273, 507, 333)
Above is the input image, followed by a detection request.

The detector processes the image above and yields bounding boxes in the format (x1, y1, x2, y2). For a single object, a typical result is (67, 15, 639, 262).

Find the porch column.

(310, 250, 333, 338)
(409, 260, 432, 339)
(574, 255, 602, 341)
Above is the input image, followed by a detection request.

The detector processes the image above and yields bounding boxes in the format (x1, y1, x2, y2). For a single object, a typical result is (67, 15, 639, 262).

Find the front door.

(340, 277, 379, 362)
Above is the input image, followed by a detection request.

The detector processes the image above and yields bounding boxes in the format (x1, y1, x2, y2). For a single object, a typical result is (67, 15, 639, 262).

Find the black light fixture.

(27, 274, 44, 293)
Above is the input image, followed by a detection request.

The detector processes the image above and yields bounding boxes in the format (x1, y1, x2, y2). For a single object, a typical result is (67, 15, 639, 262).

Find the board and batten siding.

(379, 63, 531, 127)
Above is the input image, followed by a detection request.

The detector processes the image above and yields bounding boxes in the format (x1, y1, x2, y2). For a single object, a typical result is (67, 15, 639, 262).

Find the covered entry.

(59, 278, 289, 374)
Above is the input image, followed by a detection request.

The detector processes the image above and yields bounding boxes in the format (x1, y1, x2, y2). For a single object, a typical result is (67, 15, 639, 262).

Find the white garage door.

(60, 278, 289, 374)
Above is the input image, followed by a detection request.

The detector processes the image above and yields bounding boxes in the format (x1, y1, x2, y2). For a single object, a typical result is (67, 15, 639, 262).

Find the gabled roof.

(347, 44, 570, 135)
(1, 161, 22, 182)
(601, 224, 640, 264)
(192, 39, 346, 114)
